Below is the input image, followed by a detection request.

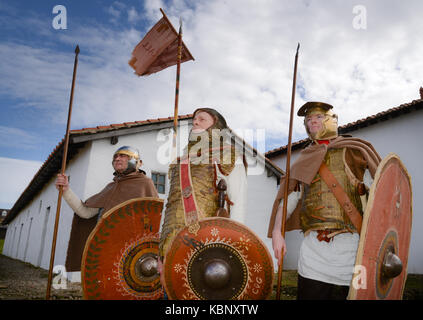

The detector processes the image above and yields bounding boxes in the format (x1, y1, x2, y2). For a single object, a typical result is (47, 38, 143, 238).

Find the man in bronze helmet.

(55, 146, 159, 271)
(158, 107, 247, 288)
(268, 102, 382, 300)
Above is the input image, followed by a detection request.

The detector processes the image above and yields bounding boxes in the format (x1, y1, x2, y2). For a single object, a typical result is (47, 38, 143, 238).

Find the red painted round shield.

(82, 197, 164, 300)
(163, 217, 274, 300)
(348, 154, 412, 300)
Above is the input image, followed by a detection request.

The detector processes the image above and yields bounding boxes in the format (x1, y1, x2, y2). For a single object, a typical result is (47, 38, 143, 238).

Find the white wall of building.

(3, 120, 281, 281)
(3, 142, 92, 272)
(269, 108, 423, 273)
(348, 110, 423, 274)
(243, 159, 280, 269)
(267, 149, 304, 270)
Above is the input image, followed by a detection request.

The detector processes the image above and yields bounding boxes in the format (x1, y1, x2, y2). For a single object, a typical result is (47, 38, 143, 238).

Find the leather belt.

(318, 162, 362, 234)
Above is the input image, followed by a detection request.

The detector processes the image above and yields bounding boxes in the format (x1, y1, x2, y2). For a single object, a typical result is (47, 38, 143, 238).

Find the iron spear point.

(179, 17, 183, 34)
(75, 45, 80, 55)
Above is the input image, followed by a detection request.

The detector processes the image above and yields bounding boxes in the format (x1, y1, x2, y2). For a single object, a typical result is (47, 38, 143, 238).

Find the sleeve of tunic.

(63, 188, 99, 219)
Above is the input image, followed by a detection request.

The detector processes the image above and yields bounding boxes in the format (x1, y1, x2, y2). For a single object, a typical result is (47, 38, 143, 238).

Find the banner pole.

(172, 18, 183, 162)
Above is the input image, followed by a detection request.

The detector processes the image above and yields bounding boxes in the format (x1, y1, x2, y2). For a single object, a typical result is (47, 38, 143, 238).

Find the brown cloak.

(65, 171, 159, 272)
(267, 136, 381, 238)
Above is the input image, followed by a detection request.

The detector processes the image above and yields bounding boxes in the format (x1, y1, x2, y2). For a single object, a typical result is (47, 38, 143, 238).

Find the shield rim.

(163, 216, 274, 300)
(348, 153, 413, 300)
(81, 197, 164, 300)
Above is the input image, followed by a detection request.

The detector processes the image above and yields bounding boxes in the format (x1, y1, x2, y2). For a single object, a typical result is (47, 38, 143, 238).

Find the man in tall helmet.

(157, 107, 248, 289)
(268, 102, 382, 300)
(55, 145, 159, 272)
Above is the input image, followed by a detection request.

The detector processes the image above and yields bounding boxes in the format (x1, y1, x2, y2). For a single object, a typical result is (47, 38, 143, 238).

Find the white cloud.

(106, 1, 126, 25)
(0, 126, 40, 150)
(108, 4, 121, 19)
(127, 7, 140, 24)
(1, 0, 422, 212)
(160, 0, 423, 143)
(0, 157, 42, 209)
(0, 43, 72, 118)
(1, 0, 423, 146)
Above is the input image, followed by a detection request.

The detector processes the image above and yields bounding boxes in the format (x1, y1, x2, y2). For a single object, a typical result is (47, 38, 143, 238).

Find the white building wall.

(269, 108, 423, 273)
(267, 149, 304, 270)
(82, 120, 192, 235)
(3, 120, 280, 281)
(243, 158, 280, 269)
(2, 143, 92, 272)
(4, 109, 421, 284)
(348, 110, 423, 274)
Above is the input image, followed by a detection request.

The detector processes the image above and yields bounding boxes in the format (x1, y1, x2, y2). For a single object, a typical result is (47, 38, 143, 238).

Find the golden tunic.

(159, 146, 236, 257)
(300, 148, 363, 234)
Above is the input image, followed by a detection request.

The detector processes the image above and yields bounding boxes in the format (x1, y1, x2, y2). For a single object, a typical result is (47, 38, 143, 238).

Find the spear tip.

(75, 45, 80, 54)
(296, 43, 300, 53)
(179, 17, 183, 34)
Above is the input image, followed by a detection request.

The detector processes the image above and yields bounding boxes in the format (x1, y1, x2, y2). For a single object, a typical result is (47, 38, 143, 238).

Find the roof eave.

(266, 98, 423, 158)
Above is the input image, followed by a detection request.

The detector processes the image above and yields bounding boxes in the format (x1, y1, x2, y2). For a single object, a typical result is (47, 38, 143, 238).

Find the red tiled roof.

(2, 114, 193, 225)
(69, 114, 193, 137)
(266, 98, 423, 157)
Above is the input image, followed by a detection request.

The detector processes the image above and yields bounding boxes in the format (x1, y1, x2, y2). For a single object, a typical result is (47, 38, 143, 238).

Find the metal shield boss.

(163, 217, 274, 300)
(82, 197, 164, 300)
(348, 154, 412, 300)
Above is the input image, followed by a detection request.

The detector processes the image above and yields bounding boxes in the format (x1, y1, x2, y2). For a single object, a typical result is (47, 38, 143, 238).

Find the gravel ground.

(1, 253, 421, 300)
(0, 254, 82, 300)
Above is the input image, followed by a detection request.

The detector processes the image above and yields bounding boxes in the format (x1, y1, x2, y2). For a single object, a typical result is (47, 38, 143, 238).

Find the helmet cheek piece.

(124, 158, 139, 174)
(113, 146, 141, 175)
(304, 111, 338, 141)
(111, 157, 139, 175)
(320, 112, 338, 140)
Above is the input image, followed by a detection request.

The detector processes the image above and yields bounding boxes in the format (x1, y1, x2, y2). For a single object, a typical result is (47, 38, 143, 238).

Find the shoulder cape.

(267, 136, 381, 238)
(65, 171, 159, 272)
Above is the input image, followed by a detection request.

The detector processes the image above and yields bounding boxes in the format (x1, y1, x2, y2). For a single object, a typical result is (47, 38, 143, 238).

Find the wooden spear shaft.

(46, 45, 80, 300)
(172, 19, 183, 161)
(276, 43, 300, 300)
(174, 20, 182, 137)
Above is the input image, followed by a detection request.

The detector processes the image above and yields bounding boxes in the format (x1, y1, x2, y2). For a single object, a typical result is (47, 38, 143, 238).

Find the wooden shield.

(348, 153, 412, 300)
(82, 197, 164, 300)
(163, 217, 274, 300)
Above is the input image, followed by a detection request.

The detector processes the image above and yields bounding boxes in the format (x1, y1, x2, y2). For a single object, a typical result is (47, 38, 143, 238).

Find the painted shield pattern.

(82, 197, 164, 300)
(348, 153, 412, 300)
(163, 217, 274, 300)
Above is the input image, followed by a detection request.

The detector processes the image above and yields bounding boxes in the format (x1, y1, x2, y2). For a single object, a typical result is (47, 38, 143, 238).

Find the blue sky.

(0, 0, 156, 161)
(1, 0, 422, 208)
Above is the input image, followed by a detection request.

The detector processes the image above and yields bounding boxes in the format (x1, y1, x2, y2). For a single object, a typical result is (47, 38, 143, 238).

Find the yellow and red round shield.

(82, 197, 164, 300)
(163, 217, 274, 300)
(348, 154, 412, 300)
